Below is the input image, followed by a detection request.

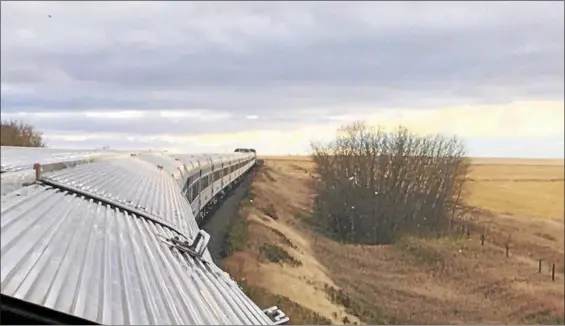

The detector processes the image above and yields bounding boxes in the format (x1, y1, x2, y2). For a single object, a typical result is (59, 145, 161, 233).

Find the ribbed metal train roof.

(1, 185, 273, 325)
(42, 156, 201, 238)
(0, 146, 139, 173)
(135, 153, 189, 186)
(0, 147, 136, 196)
(1, 150, 276, 325)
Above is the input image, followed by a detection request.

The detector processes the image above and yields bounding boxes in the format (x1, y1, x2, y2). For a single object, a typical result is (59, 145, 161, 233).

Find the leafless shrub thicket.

(311, 121, 470, 245)
(0, 120, 46, 147)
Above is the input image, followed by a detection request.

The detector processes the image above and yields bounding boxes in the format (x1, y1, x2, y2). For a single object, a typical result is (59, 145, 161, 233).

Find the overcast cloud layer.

(1, 1, 564, 156)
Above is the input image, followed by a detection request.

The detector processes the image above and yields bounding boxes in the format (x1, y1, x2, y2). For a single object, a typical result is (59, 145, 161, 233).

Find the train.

(0, 147, 292, 325)
(177, 149, 258, 220)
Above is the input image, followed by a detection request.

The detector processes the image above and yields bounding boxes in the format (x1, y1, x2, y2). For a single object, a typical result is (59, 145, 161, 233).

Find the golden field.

(259, 156, 565, 221)
(224, 157, 564, 324)
(465, 161, 564, 221)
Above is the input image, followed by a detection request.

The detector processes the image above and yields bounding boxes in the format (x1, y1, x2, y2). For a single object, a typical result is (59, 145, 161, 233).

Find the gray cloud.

(1, 1, 563, 137)
(1, 111, 325, 136)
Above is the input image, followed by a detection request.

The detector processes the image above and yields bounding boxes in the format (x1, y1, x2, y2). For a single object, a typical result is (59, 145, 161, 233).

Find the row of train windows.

(185, 159, 252, 188)
(184, 159, 253, 202)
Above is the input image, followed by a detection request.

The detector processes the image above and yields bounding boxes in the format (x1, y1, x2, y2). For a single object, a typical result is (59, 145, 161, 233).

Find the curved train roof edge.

(0, 146, 279, 325)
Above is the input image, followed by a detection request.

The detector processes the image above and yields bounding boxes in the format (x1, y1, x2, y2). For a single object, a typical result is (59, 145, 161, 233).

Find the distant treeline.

(1, 120, 46, 147)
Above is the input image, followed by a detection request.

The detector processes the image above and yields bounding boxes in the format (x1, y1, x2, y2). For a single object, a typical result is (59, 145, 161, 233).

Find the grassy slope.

(223, 158, 564, 325)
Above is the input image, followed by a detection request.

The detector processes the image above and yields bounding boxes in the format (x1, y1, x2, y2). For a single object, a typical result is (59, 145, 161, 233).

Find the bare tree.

(1, 120, 46, 147)
(311, 121, 469, 244)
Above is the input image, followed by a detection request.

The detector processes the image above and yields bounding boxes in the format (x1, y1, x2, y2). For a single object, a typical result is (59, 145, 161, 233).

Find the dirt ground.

(218, 157, 564, 325)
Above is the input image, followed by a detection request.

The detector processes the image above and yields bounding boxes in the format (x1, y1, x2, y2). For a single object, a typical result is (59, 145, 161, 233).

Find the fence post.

(505, 243, 509, 258)
(552, 263, 556, 281)
(480, 234, 485, 246)
(538, 259, 542, 273)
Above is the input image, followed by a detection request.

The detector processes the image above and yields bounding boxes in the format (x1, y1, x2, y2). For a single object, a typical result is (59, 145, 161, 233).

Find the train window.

(190, 173, 199, 185)
(190, 183, 199, 202)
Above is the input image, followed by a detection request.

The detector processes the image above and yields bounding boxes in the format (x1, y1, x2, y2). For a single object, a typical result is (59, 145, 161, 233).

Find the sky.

(1, 1, 564, 157)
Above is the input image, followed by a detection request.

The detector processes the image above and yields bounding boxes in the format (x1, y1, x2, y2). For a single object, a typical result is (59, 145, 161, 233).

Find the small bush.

(223, 217, 249, 257)
(262, 203, 278, 219)
(271, 228, 298, 249)
(395, 237, 446, 265)
(260, 243, 302, 267)
(324, 284, 389, 324)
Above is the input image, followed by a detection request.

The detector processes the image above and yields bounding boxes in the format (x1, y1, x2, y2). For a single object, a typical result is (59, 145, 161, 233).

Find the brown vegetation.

(465, 163, 564, 221)
(223, 163, 353, 324)
(0, 120, 46, 147)
(311, 122, 469, 244)
(223, 153, 564, 324)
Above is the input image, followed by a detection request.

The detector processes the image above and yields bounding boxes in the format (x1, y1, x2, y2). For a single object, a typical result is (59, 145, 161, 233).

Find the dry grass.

(223, 158, 565, 325)
(313, 233, 564, 324)
(469, 158, 564, 166)
(260, 156, 564, 166)
(465, 163, 564, 221)
(264, 155, 565, 221)
(258, 155, 312, 161)
(465, 180, 564, 221)
(223, 162, 359, 324)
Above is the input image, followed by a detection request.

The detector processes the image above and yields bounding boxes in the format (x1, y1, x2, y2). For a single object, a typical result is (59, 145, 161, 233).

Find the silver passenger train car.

(176, 150, 257, 219)
(0, 147, 290, 325)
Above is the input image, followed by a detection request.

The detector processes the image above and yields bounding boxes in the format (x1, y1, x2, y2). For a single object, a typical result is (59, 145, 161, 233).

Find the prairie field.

(260, 156, 565, 221)
(223, 156, 564, 325)
(465, 160, 564, 221)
